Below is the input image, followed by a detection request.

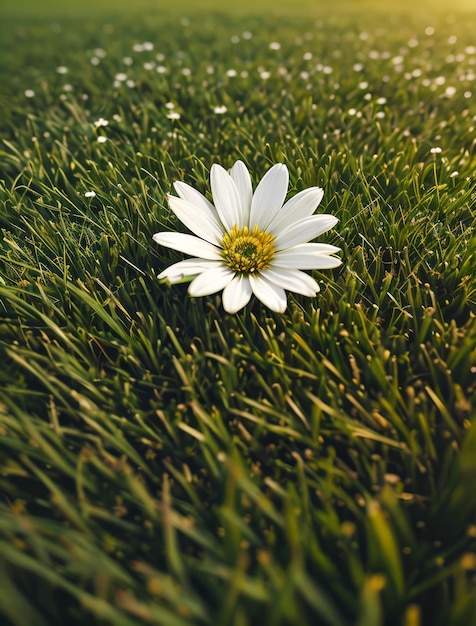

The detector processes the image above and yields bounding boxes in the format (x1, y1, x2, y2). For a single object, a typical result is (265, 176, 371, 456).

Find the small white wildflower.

(269, 42, 281, 50)
(56, 66, 68, 74)
(213, 105, 227, 114)
(430, 147, 442, 154)
(94, 118, 109, 127)
(85, 191, 96, 198)
(24, 89, 35, 98)
(97, 136, 108, 143)
(167, 111, 181, 120)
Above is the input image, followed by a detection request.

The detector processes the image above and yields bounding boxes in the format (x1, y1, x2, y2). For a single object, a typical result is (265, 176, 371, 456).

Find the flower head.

(153, 161, 341, 313)
(94, 117, 109, 127)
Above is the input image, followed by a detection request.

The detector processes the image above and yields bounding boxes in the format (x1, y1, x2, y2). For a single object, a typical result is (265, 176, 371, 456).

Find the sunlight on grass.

(3, 0, 475, 19)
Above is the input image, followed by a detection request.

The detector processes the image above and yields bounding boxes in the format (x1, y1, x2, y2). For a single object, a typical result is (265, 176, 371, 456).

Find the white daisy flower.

(153, 161, 342, 314)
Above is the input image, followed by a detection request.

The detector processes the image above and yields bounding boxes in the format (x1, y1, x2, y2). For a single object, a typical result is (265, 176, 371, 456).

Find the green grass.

(0, 1, 475, 625)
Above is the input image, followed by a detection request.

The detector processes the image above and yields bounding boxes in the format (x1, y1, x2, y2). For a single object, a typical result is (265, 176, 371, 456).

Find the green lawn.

(2, 0, 476, 19)
(0, 1, 475, 625)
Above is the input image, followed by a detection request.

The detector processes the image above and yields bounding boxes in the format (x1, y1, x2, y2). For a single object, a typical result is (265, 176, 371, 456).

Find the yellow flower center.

(222, 224, 276, 273)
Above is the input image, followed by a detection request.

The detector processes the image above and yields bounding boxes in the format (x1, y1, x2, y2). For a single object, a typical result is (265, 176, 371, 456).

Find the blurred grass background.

(2, 0, 476, 18)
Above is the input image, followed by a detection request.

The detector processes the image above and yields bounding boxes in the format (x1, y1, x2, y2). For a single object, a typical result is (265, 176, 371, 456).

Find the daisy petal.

(210, 164, 245, 229)
(249, 274, 287, 313)
(268, 187, 324, 234)
(153, 232, 222, 260)
(173, 181, 216, 213)
(295, 242, 342, 255)
(261, 268, 320, 296)
(222, 274, 253, 313)
(250, 163, 289, 230)
(274, 244, 342, 269)
(158, 258, 221, 281)
(275, 214, 339, 250)
(229, 160, 253, 216)
(188, 266, 235, 297)
(167, 195, 224, 244)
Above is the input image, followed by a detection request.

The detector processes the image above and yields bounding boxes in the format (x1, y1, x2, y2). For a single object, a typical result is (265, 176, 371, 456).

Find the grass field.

(0, 0, 475, 624)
